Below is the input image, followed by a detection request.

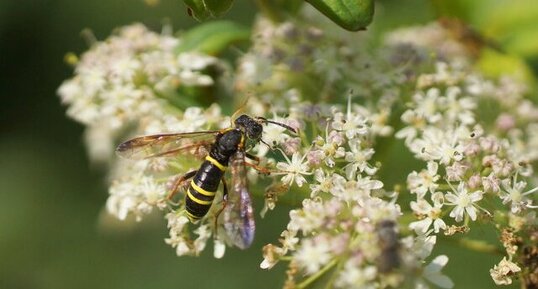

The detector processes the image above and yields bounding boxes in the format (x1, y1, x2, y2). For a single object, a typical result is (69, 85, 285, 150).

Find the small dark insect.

(376, 220, 400, 273)
(116, 114, 296, 249)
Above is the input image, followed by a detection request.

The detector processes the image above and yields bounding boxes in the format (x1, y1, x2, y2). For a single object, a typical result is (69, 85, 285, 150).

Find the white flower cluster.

(387, 24, 538, 287)
(249, 15, 537, 289)
(58, 11, 538, 289)
(58, 24, 221, 161)
(396, 65, 538, 224)
(235, 13, 403, 119)
(261, 102, 453, 289)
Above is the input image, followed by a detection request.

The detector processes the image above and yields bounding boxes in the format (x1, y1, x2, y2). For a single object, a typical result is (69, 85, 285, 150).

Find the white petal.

(433, 219, 447, 233)
(444, 193, 458, 204)
(410, 218, 433, 234)
(425, 273, 454, 289)
(469, 191, 483, 202)
(466, 206, 477, 221)
(449, 206, 464, 222)
(424, 255, 449, 274)
(427, 161, 438, 175)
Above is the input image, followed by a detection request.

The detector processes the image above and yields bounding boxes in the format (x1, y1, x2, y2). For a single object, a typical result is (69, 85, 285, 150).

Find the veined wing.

(116, 131, 220, 160)
(223, 150, 255, 249)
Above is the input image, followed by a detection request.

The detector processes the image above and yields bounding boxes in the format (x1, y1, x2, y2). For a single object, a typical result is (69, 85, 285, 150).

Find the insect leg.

(167, 170, 197, 201)
(245, 152, 261, 165)
(245, 162, 272, 175)
(221, 177, 229, 198)
(244, 153, 273, 174)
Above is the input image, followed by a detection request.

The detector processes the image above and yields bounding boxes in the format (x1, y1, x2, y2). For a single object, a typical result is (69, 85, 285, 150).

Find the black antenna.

(255, 116, 297, 134)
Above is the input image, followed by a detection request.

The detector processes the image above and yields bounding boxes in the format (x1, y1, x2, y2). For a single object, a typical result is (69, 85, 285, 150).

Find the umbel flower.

(59, 8, 538, 289)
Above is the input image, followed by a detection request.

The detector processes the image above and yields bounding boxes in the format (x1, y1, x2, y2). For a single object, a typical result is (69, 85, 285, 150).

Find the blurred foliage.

(432, 0, 538, 84)
(175, 20, 250, 55)
(304, 0, 375, 31)
(1, 0, 536, 288)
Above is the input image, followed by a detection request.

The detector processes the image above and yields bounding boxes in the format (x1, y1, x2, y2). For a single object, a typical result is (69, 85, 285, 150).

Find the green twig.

(443, 237, 503, 255)
(323, 259, 344, 289)
(296, 259, 338, 289)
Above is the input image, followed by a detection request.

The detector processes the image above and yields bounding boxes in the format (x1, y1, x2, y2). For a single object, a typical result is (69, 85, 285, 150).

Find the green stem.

(323, 259, 344, 289)
(442, 237, 503, 255)
(279, 256, 294, 262)
(459, 238, 503, 254)
(296, 259, 338, 289)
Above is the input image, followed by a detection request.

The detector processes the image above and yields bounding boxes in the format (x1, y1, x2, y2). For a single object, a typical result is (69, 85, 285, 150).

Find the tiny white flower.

(332, 99, 369, 139)
(445, 161, 469, 181)
(294, 237, 332, 274)
(442, 86, 476, 125)
(263, 121, 289, 147)
(500, 174, 538, 213)
(409, 193, 446, 234)
(428, 130, 465, 165)
(276, 152, 311, 187)
(331, 176, 383, 203)
(396, 109, 426, 144)
(139, 176, 167, 205)
(313, 130, 346, 167)
(193, 224, 211, 253)
(280, 229, 299, 251)
(166, 213, 189, 232)
(174, 241, 191, 256)
(445, 182, 484, 222)
(335, 261, 377, 289)
(288, 198, 326, 234)
(310, 169, 334, 197)
(411, 235, 437, 260)
(414, 88, 443, 124)
(482, 173, 501, 193)
(407, 162, 440, 199)
(164, 213, 193, 256)
(344, 139, 376, 179)
(420, 255, 454, 289)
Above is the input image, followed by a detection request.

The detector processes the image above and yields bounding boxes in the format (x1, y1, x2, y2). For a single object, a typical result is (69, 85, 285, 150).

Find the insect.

(116, 114, 296, 249)
(376, 220, 400, 273)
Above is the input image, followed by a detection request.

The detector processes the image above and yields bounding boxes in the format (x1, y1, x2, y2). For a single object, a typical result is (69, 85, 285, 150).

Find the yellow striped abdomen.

(185, 156, 226, 221)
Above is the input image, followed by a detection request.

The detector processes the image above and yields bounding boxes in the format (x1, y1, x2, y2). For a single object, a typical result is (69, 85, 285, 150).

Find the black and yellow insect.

(116, 114, 295, 248)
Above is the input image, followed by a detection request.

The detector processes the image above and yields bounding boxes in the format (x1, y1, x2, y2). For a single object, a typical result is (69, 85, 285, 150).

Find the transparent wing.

(223, 150, 255, 249)
(116, 131, 220, 160)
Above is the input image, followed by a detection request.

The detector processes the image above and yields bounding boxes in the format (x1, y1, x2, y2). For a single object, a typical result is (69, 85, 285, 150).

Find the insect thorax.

(210, 129, 243, 163)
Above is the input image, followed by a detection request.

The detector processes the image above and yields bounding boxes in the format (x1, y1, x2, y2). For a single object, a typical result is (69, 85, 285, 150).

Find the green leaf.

(203, 0, 234, 17)
(176, 21, 250, 55)
(305, 0, 375, 31)
(181, 0, 234, 20)
(182, 0, 210, 21)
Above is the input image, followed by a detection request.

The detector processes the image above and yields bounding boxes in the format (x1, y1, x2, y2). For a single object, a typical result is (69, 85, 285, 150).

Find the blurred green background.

(1, 0, 534, 288)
